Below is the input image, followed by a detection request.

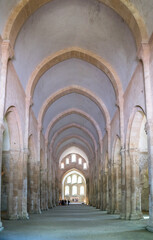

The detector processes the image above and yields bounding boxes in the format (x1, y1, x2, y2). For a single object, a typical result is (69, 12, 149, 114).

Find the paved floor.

(0, 205, 152, 240)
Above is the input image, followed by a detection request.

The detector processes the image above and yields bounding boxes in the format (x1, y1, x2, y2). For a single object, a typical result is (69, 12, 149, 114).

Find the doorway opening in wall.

(61, 169, 86, 204)
(129, 109, 149, 220)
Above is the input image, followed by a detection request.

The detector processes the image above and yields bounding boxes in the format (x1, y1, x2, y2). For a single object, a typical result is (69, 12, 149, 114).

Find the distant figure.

(68, 200, 70, 205)
(64, 199, 67, 205)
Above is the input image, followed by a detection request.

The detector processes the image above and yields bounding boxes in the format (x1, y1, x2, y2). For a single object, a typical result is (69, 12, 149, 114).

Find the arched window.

(72, 185, 77, 195)
(78, 158, 82, 165)
(78, 176, 82, 183)
(61, 163, 64, 169)
(71, 154, 76, 162)
(67, 176, 71, 184)
(72, 174, 77, 183)
(80, 186, 84, 195)
(65, 186, 69, 195)
(66, 158, 69, 164)
(83, 163, 87, 169)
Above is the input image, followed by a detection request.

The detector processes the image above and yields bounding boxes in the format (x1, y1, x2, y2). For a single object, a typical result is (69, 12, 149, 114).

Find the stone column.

(19, 148, 29, 219)
(107, 126, 112, 214)
(102, 170, 106, 210)
(8, 149, 21, 220)
(100, 170, 103, 210)
(138, 44, 153, 232)
(0, 123, 4, 230)
(113, 163, 119, 214)
(118, 95, 126, 219)
(129, 149, 142, 220)
(125, 149, 131, 219)
(37, 125, 42, 212)
(44, 141, 48, 210)
(48, 150, 53, 209)
(22, 96, 33, 217)
(111, 162, 115, 214)
(120, 148, 126, 219)
(0, 40, 13, 230)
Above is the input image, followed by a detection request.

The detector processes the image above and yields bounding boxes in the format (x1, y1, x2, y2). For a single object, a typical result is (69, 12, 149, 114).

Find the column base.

(146, 225, 153, 233)
(120, 212, 126, 219)
(114, 210, 120, 214)
(129, 213, 143, 220)
(8, 214, 19, 220)
(18, 212, 29, 220)
(30, 209, 41, 214)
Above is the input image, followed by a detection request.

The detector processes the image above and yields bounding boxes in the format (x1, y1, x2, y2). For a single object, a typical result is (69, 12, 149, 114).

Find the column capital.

(1, 40, 14, 60)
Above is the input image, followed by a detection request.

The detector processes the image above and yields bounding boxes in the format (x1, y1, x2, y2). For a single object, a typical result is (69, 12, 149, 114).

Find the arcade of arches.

(0, 0, 153, 236)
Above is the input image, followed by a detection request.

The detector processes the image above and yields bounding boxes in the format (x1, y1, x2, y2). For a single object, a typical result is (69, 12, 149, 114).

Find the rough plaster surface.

(13, 0, 137, 91)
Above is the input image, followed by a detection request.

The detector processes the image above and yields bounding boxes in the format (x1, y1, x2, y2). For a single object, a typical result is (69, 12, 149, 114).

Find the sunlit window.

(72, 174, 77, 184)
(71, 154, 76, 162)
(61, 163, 64, 169)
(80, 186, 84, 195)
(65, 185, 69, 195)
(66, 158, 69, 164)
(78, 176, 82, 183)
(78, 158, 82, 165)
(72, 185, 77, 195)
(67, 176, 71, 184)
(83, 163, 87, 169)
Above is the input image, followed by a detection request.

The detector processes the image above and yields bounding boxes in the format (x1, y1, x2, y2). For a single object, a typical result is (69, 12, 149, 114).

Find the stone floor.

(0, 205, 153, 240)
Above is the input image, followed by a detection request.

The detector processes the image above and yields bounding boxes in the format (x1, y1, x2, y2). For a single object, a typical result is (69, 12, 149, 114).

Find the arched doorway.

(62, 169, 86, 204)
(129, 109, 149, 219)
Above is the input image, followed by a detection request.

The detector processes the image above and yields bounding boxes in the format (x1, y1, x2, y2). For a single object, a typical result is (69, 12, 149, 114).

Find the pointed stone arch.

(57, 143, 92, 166)
(50, 123, 97, 154)
(3, 0, 148, 49)
(25, 47, 123, 101)
(52, 135, 94, 161)
(38, 85, 110, 129)
(45, 108, 102, 144)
